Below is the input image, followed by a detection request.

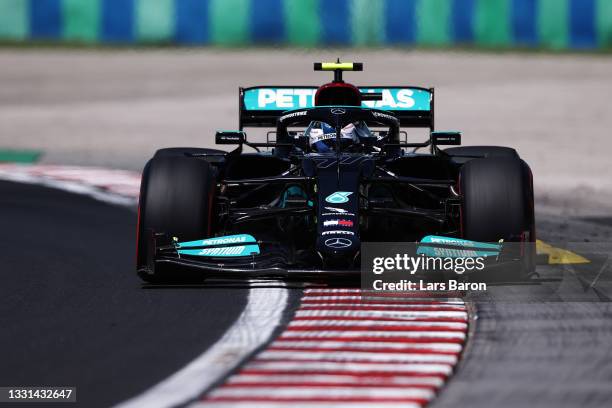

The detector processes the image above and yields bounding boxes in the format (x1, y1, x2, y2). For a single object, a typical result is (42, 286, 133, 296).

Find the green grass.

(0, 149, 42, 163)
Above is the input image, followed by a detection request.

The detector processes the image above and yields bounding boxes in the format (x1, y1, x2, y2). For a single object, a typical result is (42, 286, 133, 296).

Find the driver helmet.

(306, 121, 370, 152)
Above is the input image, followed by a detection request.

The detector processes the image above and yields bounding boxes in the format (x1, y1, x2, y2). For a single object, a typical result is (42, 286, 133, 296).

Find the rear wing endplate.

(239, 86, 434, 130)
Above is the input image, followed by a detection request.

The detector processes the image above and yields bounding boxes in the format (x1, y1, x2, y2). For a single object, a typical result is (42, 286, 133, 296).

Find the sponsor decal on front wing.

(324, 207, 348, 213)
(176, 234, 261, 257)
(325, 192, 352, 204)
(321, 230, 355, 236)
(179, 245, 261, 257)
(324, 237, 353, 249)
(323, 219, 354, 227)
(176, 234, 256, 248)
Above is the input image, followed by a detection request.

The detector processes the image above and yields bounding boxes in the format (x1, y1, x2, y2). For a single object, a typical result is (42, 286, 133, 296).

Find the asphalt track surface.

(433, 218, 612, 408)
(0, 180, 256, 407)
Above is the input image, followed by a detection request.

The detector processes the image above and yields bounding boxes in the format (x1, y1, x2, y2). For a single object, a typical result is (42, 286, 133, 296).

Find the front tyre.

(136, 156, 216, 282)
(460, 157, 535, 279)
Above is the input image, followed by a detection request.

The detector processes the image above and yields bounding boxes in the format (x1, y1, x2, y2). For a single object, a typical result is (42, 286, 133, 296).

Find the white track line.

(243, 360, 453, 375)
(303, 288, 458, 297)
(288, 320, 467, 329)
(0, 164, 140, 206)
(207, 386, 434, 399)
(295, 310, 468, 320)
(299, 303, 466, 310)
(0, 168, 137, 206)
(301, 296, 464, 303)
(257, 350, 457, 364)
(191, 402, 422, 408)
(226, 374, 444, 387)
(304, 289, 364, 293)
(270, 340, 463, 352)
(281, 330, 465, 340)
(115, 285, 288, 408)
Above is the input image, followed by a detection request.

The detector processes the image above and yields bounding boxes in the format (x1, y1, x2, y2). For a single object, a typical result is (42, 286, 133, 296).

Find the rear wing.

(239, 86, 434, 130)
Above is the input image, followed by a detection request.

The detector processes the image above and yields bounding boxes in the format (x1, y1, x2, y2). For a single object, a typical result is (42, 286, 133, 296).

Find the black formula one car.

(136, 62, 535, 283)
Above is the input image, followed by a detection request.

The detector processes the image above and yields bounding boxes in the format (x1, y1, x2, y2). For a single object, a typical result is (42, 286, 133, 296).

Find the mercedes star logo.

(325, 237, 352, 249)
(330, 108, 346, 115)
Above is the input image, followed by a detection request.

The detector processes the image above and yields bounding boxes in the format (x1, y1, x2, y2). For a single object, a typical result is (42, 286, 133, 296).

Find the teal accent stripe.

(351, 0, 384, 46)
(136, 0, 174, 42)
(596, 0, 612, 47)
(539, 0, 569, 49)
(209, 0, 250, 45)
(416, 0, 451, 46)
(0, 0, 28, 40)
(283, 0, 320, 46)
(474, 0, 511, 46)
(63, 0, 100, 42)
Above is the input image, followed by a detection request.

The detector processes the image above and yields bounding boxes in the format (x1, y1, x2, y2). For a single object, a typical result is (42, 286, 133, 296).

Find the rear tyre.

(136, 155, 216, 283)
(460, 157, 535, 279)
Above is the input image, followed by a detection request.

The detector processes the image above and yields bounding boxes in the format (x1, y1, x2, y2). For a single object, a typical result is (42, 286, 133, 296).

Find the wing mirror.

(432, 131, 461, 146)
(216, 130, 246, 145)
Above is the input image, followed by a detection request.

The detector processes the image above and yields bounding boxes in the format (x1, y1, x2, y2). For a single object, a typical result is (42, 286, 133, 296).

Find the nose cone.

(304, 153, 374, 269)
(314, 165, 361, 266)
